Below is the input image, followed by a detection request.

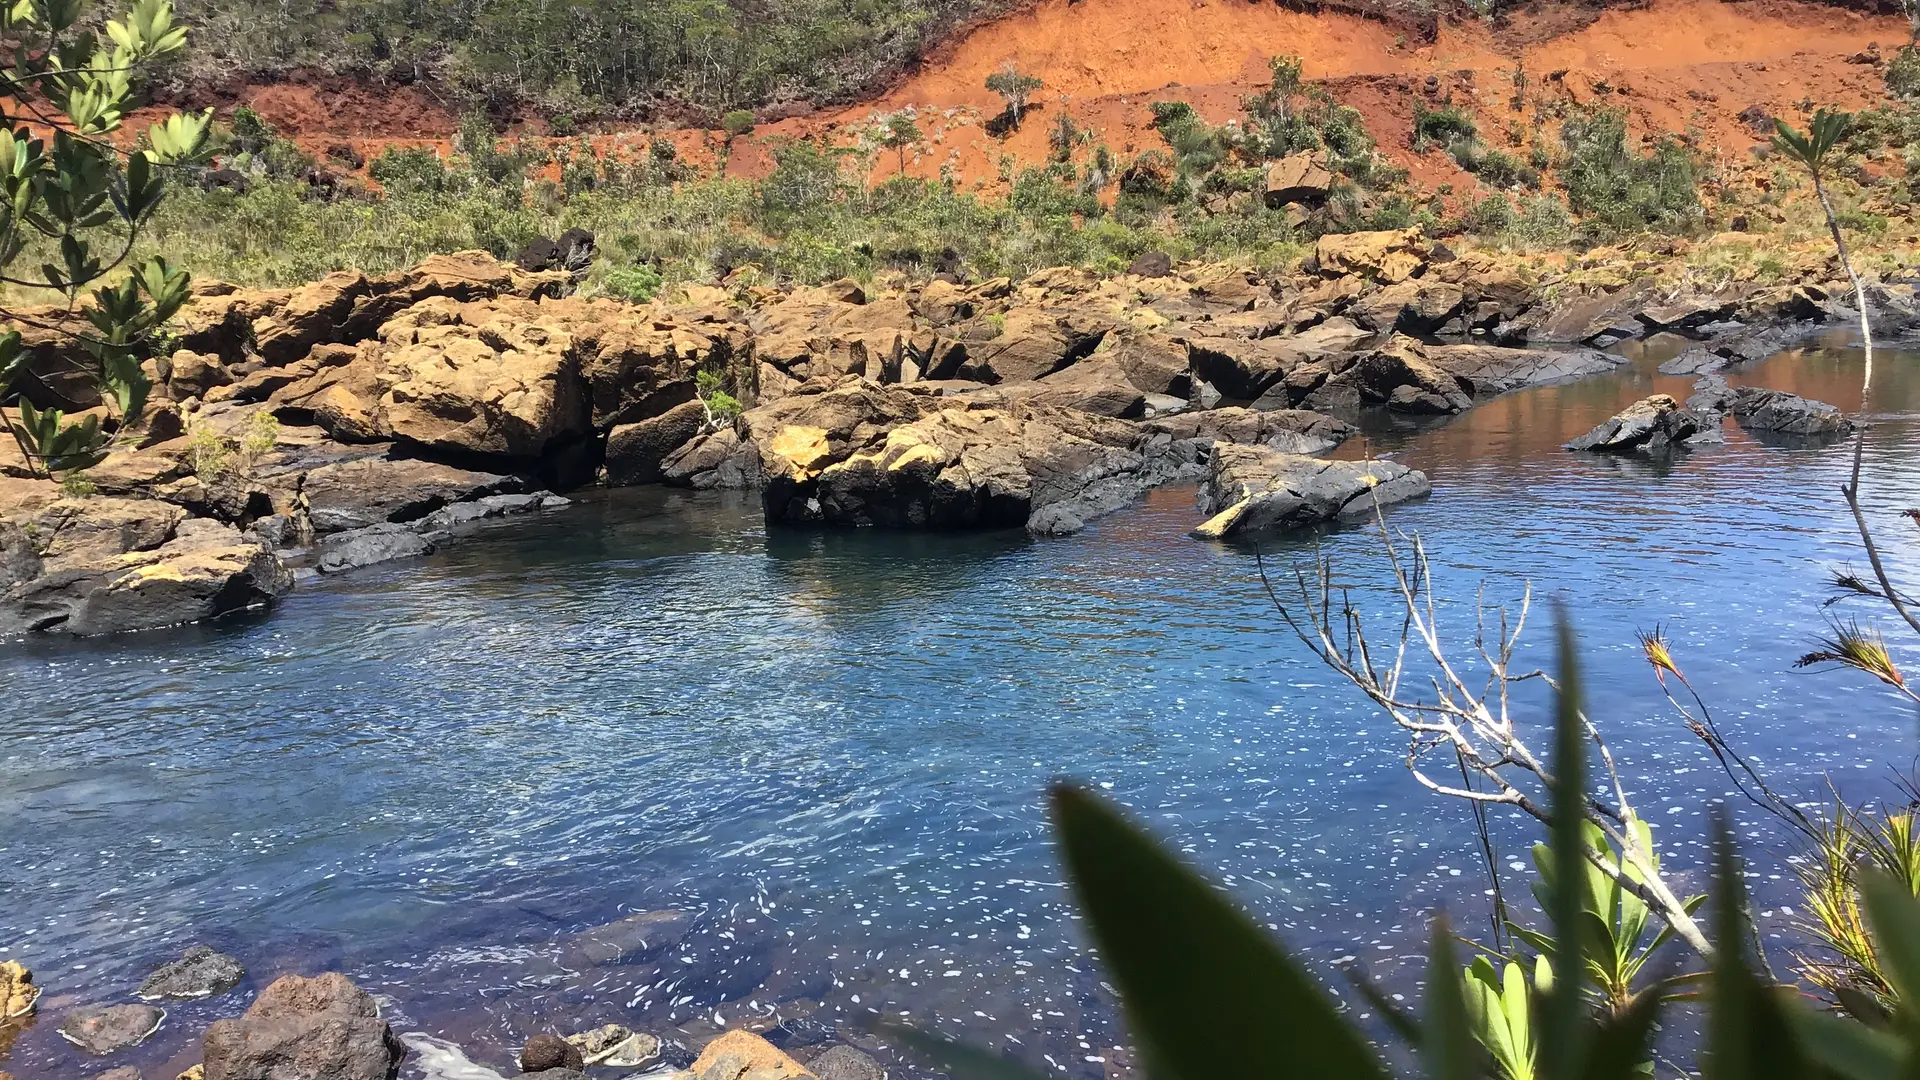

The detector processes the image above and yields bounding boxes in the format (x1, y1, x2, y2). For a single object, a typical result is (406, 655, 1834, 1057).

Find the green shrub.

(602, 264, 663, 302)
(1414, 102, 1477, 149)
(1889, 46, 1920, 102)
(370, 146, 452, 195)
(1557, 106, 1701, 235)
(1467, 192, 1515, 234)
(721, 110, 756, 136)
(1505, 192, 1575, 247)
(550, 114, 576, 137)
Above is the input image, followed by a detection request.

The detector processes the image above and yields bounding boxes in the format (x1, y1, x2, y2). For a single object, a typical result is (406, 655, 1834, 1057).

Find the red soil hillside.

(216, 0, 1909, 195)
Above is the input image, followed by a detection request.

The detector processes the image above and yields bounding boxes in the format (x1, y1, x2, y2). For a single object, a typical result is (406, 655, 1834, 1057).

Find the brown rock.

(1311, 228, 1428, 283)
(606, 400, 711, 486)
(521, 1034, 584, 1074)
(58, 1003, 166, 1054)
(693, 1031, 815, 1080)
(202, 972, 405, 1080)
(1263, 152, 1334, 208)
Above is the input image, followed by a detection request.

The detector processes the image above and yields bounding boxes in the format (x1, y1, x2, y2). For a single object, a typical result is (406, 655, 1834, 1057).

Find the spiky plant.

(1774, 110, 1873, 391)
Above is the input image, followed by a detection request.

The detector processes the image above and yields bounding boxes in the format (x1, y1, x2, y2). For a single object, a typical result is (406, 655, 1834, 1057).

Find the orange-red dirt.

(203, 0, 1910, 196)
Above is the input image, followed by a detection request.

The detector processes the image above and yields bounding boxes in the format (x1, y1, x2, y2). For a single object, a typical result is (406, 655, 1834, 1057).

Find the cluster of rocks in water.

(0, 951, 884, 1080)
(1, 226, 1897, 635)
(1565, 375, 1857, 455)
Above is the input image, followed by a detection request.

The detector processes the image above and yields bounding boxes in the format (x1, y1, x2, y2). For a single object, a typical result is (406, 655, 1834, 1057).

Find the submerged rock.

(201, 972, 405, 1080)
(59, 1004, 166, 1055)
(1727, 386, 1855, 438)
(1565, 395, 1721, 453)
(1191, 443, 1430, 538)
(138, 946, 244, 1000)
(807, 1046, 885, 1080)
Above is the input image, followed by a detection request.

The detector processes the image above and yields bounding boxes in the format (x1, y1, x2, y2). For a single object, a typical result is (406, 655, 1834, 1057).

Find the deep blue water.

(2, 335, 1918, 1079)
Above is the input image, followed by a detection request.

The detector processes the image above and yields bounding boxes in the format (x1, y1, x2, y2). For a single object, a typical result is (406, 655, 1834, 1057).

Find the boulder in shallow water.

(1686, 374, 1734, 415)
(315, 523, 436, 574)
(59, 1004, 166, 1054)
(1564, 395, 1720, 454)
(0, 960, 39, 1018)
(1727, 386, 1854, 438)
(139, 946, 244, 1000)
(201, 972, 405, 1080)
(566, 1025, 660, 1068)
(521, 1034, 584, 1073)
(99, 1067, 142, 1080)
(693, 1031, 814, 1080)
(1192, 443, 1430, 538)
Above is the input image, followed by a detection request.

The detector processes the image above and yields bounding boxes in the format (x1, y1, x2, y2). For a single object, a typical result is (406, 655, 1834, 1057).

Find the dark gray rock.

(1146, 406, 1353, 456)
(810, 1046, 886, 1080)
(1191, 443, 1429, 538)
(1658, 347, 1731, 376)
(415, 492, 565, 531)
(1686, 375, 1734, 414)
(1565, 395, 1720, 453)
(300, 456, 520, 535)
(1728, 387, 1855, 438)
(315, 523, 436, 574)
(138, 946, 244, 1000)
(1126, 251, 1173, 277)
(58, 1004, 165, 1055)
(201, 972, 404, 1080)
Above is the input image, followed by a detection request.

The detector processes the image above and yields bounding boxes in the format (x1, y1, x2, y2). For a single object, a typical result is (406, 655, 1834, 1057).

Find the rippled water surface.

(3, 336, 1919, 1079)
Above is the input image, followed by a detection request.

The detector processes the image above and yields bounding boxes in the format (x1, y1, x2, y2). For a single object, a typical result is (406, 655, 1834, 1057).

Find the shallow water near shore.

(3, 334, 1919, 1079)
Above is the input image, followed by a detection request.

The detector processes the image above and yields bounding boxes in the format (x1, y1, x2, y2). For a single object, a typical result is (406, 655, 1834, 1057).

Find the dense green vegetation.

(168, 0, 1006, 114)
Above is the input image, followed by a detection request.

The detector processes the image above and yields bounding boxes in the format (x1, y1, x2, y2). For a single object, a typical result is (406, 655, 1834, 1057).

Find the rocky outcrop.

(1565, 394, 1721, 453)
(766, 397, 1154, 535)
(201, 973, 405, 1080)
(1309, 228, 1428, 283)
(59, 1005, 167, 1055)
(1264, 153, 1334, 208)
(138, 948, 244, 1001)
(299, 455, 522, 535)
(0, 485, 293, 636)
(1727, 386, 1855, 438)
(1192, 443, 1430, 538)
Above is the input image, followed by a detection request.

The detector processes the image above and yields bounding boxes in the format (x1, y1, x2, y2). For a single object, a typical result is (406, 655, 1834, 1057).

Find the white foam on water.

(401, 1032, 509, 1080)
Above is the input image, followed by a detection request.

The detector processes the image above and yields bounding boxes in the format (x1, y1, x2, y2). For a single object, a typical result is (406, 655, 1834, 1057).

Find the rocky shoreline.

(1, 939, 889, 1080)
(1, 228, 1905, 637)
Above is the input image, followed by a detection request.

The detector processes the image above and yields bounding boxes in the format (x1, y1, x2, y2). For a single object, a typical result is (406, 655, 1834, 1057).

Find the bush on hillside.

(1557, 106, 1702, 235)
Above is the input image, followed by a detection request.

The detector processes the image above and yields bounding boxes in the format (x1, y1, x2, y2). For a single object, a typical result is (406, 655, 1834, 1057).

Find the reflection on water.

(2, 338, 1918, 1080)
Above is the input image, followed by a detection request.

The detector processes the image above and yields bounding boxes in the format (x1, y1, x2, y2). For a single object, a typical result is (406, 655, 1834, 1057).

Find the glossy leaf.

(1051, 784, 1389, 1080)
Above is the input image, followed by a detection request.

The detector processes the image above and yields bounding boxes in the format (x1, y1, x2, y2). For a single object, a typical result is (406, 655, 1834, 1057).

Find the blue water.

(2, 336, 1918, 1079)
